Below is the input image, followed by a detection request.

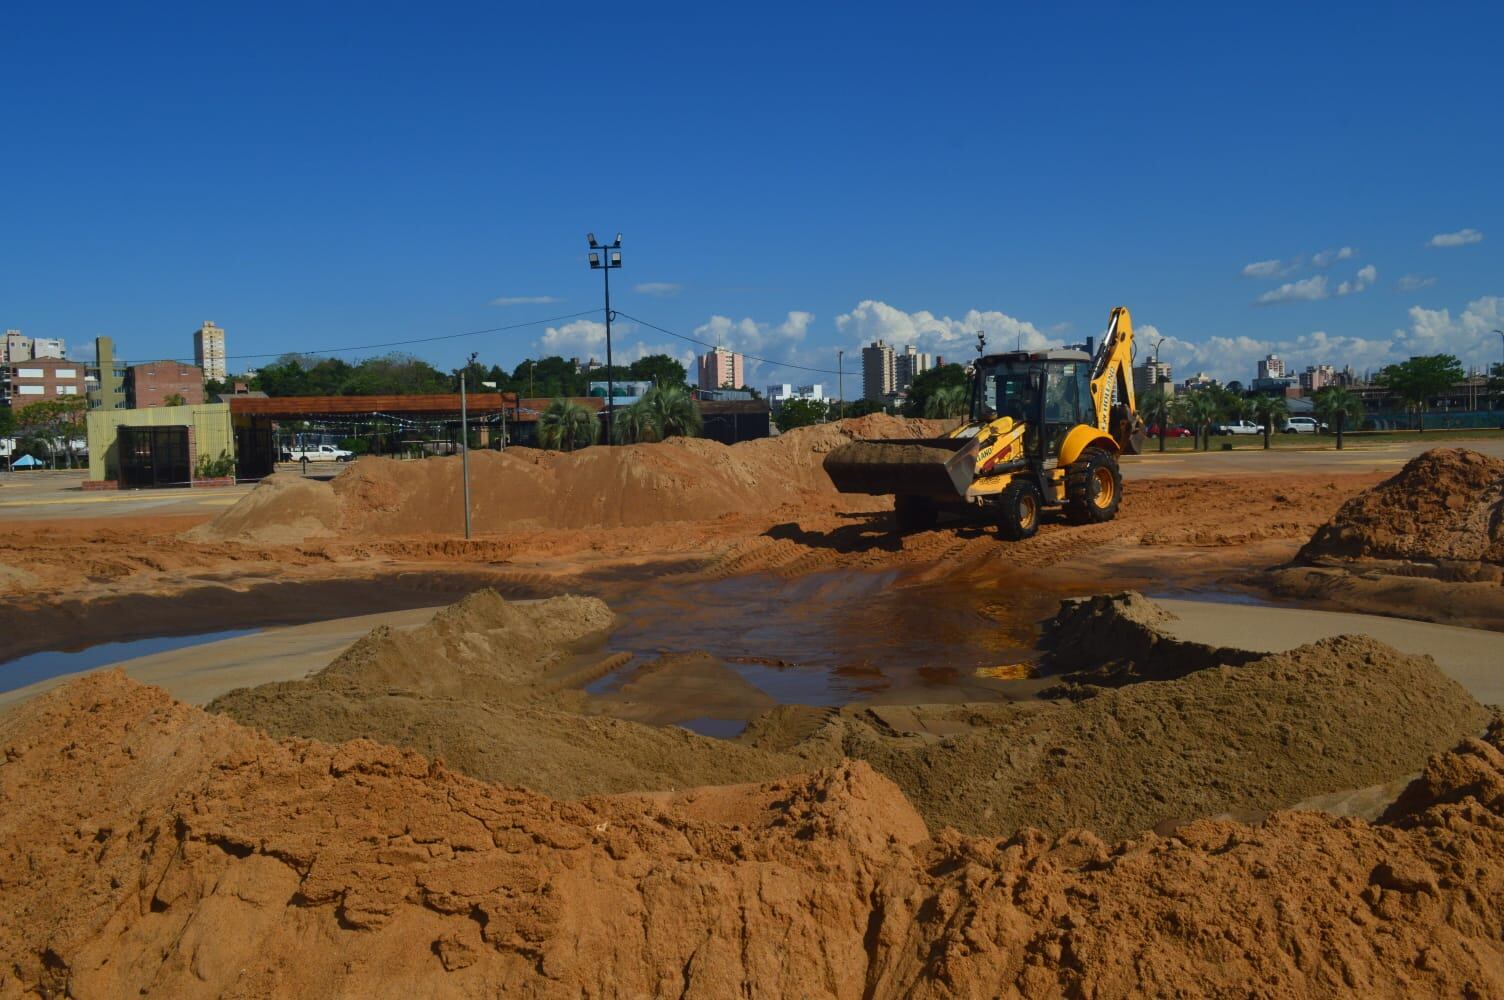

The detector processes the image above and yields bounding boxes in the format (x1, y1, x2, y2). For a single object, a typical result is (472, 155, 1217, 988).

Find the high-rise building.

(88, 336, 128, 410)
(696, 348, 744, 390)
(193, 321, 226, 381)
(894, 344, 932, 391)
(1257, 354, 1286, 380)
(861, 340, 896, 401)
(766, 383, 827, 411)
(1133, 359, 1174, 397)
(1300, 364, 1336, 392)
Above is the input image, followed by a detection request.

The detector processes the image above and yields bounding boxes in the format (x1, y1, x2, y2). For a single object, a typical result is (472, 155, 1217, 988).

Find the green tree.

(163, 392, 187, 406)
(923, 384, 967, 418)
(903, 364, 968, 417)
(612, 401, 658, 444)
(640, 384, 701, 438)
(1249, 394, 1290, 450)
(1314, 385, 1365, 449)
(1172, 391, 1220, 451)
(0, 405, 16, 440)
(837, 398, 885, 420)
(626, 354, 688, 390)
(776, 398, 827, 432)
(1375, 354, 1464, 431)
(1139, 386, 1172, 452)
(538, 398, 599, 451)
(14, 397, 89, 468)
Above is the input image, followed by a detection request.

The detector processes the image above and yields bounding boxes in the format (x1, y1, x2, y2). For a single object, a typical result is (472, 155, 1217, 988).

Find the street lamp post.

(837, 349, 844, 421)
(1154, 336, 1167, 453)
(587, 233, 622, 444)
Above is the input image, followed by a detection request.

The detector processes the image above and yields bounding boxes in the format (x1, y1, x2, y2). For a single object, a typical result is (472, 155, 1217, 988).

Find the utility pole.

(528, 361, 535, 399)
(459, 373, 471, 539)
(587, 233, 622, 444)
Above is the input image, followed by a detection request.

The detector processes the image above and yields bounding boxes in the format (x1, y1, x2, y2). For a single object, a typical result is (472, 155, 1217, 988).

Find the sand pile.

(214, 590, 1488, 843)
(829, 631, 1490, 840)
(1299, 447, 1504, 567)
(1265, 448, 1504, 628)
(7, 671, 1504, 997)
(193, 414, 948, 542)
(210, 590, 805, 796)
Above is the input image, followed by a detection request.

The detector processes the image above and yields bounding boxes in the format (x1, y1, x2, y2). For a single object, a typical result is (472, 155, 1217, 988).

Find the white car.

(1281, 417, 1328, 434)
(1215, 420, 1263, 435)
(287, 444, 354, 462)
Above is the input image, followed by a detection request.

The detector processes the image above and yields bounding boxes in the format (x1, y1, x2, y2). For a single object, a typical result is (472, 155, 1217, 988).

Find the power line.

(614, 310, 844, 376)
(111, 309, 605, 367)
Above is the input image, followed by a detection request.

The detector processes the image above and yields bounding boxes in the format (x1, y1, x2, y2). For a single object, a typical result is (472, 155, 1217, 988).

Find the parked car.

(287, 443, 354, 462)
(1281, 417, 1328, 434)
(1215, 420, 1263, 435)
(1146, 424, 1195, 438)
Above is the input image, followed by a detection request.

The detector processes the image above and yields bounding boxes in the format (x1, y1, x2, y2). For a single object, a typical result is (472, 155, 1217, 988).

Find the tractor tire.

(1063, 447, 1122, 524)
(996, 479, 1042, 541)
(894, 495, 938, 533)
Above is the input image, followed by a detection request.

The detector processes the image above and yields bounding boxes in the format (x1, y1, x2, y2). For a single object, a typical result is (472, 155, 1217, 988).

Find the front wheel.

(894, 495, 938, 533)
(1063, 447, 1122, 525)
(996, 479, 1042, 541)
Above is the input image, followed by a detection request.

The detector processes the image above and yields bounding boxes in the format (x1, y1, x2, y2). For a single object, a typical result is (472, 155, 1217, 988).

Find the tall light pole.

(837, 349, 844, 421)
(587, 233, 622, 444)
(1154, 336, 1167, 452)
(459, 373, 471, 539)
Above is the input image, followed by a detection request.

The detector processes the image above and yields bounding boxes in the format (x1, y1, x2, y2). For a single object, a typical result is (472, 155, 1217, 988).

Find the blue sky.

(2, 2, 1500, 386)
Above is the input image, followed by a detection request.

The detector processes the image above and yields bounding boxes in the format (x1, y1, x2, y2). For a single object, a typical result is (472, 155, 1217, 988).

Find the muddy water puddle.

(591, 569, 1062, 713)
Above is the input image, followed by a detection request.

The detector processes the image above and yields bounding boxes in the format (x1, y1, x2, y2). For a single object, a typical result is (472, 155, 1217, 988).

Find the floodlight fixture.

(609, 250, 621, 268)
(588, 251, 601, 268)
(587, 232, 598, 248)
(613, 233, 622, 247)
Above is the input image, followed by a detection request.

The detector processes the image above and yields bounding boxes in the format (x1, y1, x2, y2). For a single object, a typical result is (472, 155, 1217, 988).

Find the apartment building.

(125, 360, 205, 408)
(192, 321, 227, 381)
(696, 348, 744, 391)
(2, 358, 88, 408)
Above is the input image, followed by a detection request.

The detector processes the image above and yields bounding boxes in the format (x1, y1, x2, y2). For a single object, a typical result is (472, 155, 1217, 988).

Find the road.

(1122, 437, 1504, 479)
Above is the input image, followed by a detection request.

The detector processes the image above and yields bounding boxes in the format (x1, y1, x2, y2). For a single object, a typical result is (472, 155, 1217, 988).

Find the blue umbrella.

(12, 454, 42, 468)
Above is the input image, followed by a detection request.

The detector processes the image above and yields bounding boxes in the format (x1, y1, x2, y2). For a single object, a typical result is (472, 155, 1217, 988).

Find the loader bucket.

(822, 437, 977, 498)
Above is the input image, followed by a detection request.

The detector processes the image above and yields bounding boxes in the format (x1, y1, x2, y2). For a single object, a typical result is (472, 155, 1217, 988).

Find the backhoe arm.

(1090, 306, 1143, 453)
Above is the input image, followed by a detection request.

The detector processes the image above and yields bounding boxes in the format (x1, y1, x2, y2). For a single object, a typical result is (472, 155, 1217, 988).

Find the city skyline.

(2, 5, 1501, 387)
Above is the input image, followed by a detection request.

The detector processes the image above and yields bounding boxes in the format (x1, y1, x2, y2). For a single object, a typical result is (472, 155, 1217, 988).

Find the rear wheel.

(1064, 447, 1122, 524)
(996, 479, 1041, 541)
(894, 495, 938, 533)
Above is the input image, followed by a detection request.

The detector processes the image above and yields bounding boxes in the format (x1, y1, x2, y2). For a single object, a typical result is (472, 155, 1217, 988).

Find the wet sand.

(1157, 598, 1504, 705)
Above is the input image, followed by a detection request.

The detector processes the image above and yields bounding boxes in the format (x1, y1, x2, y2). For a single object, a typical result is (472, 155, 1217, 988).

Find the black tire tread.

(1063, 447, 1122, 525)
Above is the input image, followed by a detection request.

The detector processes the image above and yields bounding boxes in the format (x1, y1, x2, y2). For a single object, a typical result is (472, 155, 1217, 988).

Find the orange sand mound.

(7, 671, 1504, 997)
(193, 414, 948, 542)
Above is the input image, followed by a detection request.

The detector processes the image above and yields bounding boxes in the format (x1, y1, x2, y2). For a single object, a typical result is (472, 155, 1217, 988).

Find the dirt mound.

(182, 472, 341, 544)
(8, 671, 1504, 997)
(209, 590, 805, 797)
(1299, 447, 1504, 566)
(1270, 449, 1504, 628)
(829, 632, 1490, 841)
(192, 415, 951, 542)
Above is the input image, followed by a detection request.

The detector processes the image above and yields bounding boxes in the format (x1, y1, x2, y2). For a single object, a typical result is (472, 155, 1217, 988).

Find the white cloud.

(1336, 264, 1377, 296)
(1257, 275, 1329, 304)
(491, 295, 562, 306)
(633, 282, 682, 297)
(1311, 246, 1355, 268)
(834, 300, 1052, 358)
(1428, 228, 1483, 248)
(1151, 294, 1504, 383)
(537, 318, 608, 357)
(1396, 274, 1437, 292)
(1242, 259, 1293, 279)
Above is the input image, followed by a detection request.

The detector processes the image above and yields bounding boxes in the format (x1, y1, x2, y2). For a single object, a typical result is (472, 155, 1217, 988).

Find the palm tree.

(1249, 394, 1289, 450)
(1314, 385, 1365, 450)
(640, 385, 701, 439)
(1139, 386, 1171, 452)
(538, 398, 599, 452)
(612, 401, 658, 444)
(1172, 392, 1219, 451)
(923, 384, 968, 419)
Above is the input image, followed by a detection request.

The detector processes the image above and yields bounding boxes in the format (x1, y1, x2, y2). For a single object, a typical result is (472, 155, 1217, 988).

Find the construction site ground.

(3, 422, 1503, 997)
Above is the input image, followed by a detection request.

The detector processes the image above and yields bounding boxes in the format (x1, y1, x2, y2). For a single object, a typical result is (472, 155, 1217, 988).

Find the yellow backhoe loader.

(824, 306, 1144, 539)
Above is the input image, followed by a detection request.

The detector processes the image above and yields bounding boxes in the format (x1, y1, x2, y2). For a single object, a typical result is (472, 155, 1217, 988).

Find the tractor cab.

(973, 350, 1094, 466)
